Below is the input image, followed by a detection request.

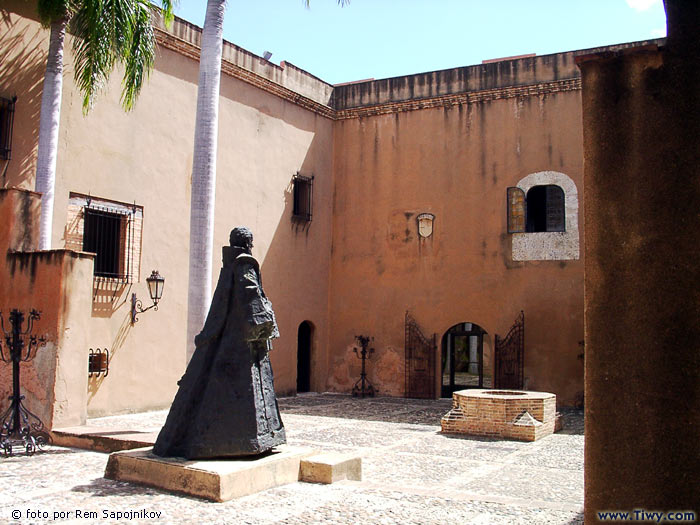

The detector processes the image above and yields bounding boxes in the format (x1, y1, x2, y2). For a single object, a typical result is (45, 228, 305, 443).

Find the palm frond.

(71, 0, 157, 113)
(120, 1, 155, 110)
(157, 0, 177, 26)
(71, 0, 117, 112)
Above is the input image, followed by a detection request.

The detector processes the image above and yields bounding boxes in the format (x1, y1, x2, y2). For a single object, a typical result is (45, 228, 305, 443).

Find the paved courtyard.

(1, 394, 584, 524)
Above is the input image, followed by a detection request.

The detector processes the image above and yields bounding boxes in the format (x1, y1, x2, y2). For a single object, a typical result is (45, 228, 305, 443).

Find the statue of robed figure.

(153, 227, 285, 459)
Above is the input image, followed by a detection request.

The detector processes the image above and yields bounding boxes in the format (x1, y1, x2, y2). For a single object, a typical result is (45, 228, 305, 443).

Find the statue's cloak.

(153, 246, 285, 459)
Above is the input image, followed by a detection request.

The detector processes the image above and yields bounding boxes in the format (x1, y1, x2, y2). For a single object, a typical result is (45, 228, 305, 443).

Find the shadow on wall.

(0, 11, 45, 189)
(87, 304, 133, 402)
(90, 279, 130, 318)
(259, 125, 333, 396)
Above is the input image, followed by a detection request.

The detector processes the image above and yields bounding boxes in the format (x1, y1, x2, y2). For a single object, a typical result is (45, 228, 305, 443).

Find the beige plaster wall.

(329, 88, 585, 405)
(1, 5, 335, 416)
(0, 3, 45, 190)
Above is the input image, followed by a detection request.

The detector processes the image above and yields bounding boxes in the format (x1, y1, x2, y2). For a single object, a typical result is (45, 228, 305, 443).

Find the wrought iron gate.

(405, 311, 436, 399)
(494, 311, 525, 389)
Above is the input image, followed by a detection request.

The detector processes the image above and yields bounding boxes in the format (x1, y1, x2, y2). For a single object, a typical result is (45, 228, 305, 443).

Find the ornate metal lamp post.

(0, 309, 49, 457)
(352, 335, 375, 398)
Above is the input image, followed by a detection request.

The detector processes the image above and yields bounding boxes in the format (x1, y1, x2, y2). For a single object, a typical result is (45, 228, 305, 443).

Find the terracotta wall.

(329, 78, 585, 405)
(579, 33, 700, 516)
(0, 188, 93, 428)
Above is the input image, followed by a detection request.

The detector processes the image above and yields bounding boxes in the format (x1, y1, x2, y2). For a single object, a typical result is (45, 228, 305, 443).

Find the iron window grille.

(292, 173, 314, 222)
(83, 199, 137, 282)
(0, 96, 17, 160)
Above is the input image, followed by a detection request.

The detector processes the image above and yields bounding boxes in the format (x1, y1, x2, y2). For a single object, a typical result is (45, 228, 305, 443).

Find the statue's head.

(230, 227, 253, 252)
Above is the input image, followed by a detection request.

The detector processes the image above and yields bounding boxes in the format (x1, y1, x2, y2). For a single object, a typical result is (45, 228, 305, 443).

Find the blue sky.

(173, 0, 667, 85)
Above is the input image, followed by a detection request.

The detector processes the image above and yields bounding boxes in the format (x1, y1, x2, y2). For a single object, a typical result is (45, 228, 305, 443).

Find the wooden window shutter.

(507, 187, 526, 233)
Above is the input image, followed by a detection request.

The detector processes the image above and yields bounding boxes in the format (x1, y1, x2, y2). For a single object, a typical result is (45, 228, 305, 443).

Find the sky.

(173, 0, 667, 85)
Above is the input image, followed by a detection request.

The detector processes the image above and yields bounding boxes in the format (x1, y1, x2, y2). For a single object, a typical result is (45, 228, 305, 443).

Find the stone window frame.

(509, 171, 579, 261)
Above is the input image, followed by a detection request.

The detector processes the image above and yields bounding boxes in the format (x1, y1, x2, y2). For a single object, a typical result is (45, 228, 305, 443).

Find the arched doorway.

(441, 322, 487, 397)
(296, 321, 312, 393)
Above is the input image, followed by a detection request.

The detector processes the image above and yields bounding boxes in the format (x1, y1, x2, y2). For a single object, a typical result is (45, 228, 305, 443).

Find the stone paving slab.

(1, 394, 584, 524)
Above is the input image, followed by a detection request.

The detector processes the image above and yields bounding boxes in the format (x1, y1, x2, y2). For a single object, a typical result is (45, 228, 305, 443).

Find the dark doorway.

(441, 322, 487, 397)
(296, 321, 312, 393)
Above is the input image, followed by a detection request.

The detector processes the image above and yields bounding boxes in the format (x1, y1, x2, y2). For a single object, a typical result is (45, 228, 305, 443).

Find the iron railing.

(404, 311, 436, 399)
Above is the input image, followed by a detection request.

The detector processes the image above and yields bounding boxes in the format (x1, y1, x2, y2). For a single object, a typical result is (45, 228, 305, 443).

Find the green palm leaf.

(69, 0, 173, 112)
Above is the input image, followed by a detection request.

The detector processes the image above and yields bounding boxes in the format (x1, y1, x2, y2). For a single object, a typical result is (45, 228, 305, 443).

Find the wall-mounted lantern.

(417, 213, 435, 238)
(131, 270, 165, 324)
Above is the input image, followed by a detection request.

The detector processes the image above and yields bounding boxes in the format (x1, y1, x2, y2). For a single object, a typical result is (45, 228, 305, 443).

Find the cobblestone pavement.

(1, 394, 584, 524)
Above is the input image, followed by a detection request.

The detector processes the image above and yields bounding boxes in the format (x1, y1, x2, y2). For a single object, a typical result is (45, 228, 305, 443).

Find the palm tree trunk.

(35, 16, 68, 250)
(187, 0, 227, 360)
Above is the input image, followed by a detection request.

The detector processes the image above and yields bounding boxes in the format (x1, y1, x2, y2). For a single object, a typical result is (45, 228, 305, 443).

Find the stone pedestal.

(300, 452, 362, 484)
(105, 445, 315, 502)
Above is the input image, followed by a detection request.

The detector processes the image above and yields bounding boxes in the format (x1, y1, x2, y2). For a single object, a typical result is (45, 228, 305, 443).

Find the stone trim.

(154, 28, 581, 122)
(154, 29, 335, 120)
(334, 78, 582, 120)
(511, 171, 580, 261)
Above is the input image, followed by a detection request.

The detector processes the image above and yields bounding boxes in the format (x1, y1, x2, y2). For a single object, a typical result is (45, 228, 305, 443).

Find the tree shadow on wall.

(87, 303, 133, 402)
(0, 12, 45, 189)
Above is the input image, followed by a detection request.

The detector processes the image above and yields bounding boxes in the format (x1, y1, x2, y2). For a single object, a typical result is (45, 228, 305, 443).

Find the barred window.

(65, 194, 142, 283)
(292, 173, 313, 222)
(0, 96, 17, 160)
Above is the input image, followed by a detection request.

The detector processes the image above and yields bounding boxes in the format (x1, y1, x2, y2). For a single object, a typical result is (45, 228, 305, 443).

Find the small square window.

(65, 194, 142, 283)
(0, 96, 17, 161)
(292, 173, 313, 222)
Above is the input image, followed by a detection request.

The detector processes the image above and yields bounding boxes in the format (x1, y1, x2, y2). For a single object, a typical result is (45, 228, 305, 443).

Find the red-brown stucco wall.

(328, 84, 585, 405)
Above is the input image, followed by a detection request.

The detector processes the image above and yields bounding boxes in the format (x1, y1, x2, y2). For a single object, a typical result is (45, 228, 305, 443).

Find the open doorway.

(296, 321, 313, 393)
(441, 322, 487, 397)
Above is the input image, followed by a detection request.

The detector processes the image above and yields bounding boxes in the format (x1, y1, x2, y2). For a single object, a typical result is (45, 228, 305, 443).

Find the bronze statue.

(153, 227, 285, 459)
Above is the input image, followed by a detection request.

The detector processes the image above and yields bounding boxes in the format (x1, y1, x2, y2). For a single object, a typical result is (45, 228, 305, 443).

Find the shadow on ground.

(279, 394, 585, 435)
(278, 394, 454, 426)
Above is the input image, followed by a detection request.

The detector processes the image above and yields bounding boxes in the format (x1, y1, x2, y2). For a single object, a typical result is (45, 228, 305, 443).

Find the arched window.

(507, 171, 580, 261)
(507, 184, 565, 233)
(526, 185, 565, 232)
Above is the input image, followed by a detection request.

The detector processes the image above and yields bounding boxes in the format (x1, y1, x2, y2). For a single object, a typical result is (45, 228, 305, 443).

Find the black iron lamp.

(131, 270, 165, 324)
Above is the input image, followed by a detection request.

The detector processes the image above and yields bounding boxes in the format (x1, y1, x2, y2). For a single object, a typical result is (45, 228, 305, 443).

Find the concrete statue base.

(105, 445, 316, 502)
